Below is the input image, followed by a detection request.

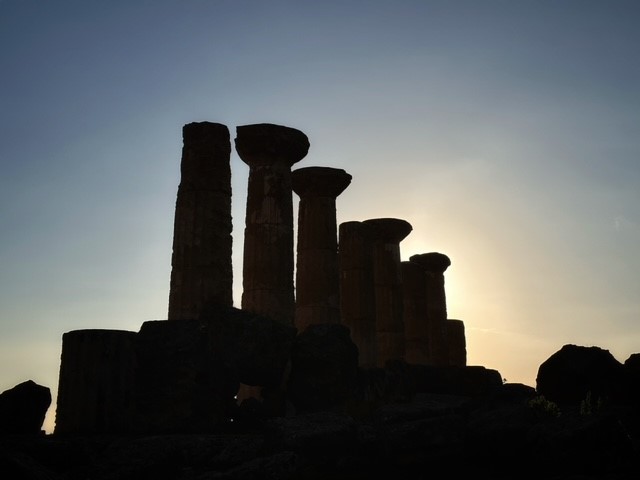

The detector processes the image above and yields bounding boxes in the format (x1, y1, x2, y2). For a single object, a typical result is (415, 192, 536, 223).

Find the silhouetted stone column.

(409, 252, 451, 366)
(235, 123, 309, 326)
(339, 221, 377, 367)
(401, 260, 430, 365)
(363, 218, 413, 367)
(292, 166, 352, 333)
(168, 122, 233, 320)
(447, 319, 467, 367)
(55, 329, 137, 434)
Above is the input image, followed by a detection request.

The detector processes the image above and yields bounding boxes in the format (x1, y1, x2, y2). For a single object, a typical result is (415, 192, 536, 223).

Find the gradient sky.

(1, 0, 639, 433)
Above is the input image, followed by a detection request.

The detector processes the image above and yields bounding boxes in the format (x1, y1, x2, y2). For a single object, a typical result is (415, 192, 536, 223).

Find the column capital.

(292, 166, 352, 198)
(339, 220, 375, 237)
(410, 252, 451, 273)
(235, 123, 309, 168)
(362, 218, 412, 243)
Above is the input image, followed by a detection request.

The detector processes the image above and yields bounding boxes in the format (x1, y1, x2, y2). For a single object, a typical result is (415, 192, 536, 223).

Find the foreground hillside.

(2, 343, 640, 479)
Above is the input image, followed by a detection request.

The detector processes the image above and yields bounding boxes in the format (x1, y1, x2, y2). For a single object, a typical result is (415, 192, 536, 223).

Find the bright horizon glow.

(1, 1, 638, 435)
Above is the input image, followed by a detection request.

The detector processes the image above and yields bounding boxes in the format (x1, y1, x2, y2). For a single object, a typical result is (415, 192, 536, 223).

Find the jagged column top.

(183, 122, 230, 147)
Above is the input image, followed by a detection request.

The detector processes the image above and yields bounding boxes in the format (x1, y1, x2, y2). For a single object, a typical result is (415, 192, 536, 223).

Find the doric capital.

(362, 218, 412, 243)
(292, 166, 352, 198)
(234, 123, 309, 168)
(409, 252, 451, 273)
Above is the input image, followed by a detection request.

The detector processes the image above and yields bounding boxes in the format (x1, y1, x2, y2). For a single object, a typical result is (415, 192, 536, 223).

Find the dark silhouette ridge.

(4, 343, 640, 478)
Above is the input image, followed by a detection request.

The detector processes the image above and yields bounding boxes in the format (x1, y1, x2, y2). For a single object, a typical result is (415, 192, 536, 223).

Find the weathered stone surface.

(168, 122, 233, 320)
(236, 123, 309, 326)
(135, 306, 296, 433)
(287, 324, 358, 413)
(0, 380, 51, 434)
(292, 166, 351, 332)
(338, 221, 377, 367)
(401, 260, 429, 365)
(199, 304, 297, 388)
(409, 252, 451, 366)
(362, 218, 412, 367)
(134, 319, 237, 434)
(55, 329, 136, 434)
(536, 344, 628, 407)
(447, 319, 467, 367)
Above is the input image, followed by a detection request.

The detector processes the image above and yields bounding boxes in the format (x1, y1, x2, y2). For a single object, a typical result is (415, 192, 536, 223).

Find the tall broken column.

(338, 221, 377, 367)
(235, 123, 310, 326)
(292, 166, 352, 333)
(447, 319, 467, 367)
(409, 252, 451, 366)
(168, 122, 233, 320)
(363, 218, 413, 367)
(401, 260, 430, 365)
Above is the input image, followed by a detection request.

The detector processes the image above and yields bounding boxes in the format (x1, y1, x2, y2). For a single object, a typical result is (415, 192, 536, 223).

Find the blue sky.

(1, 0, 639, 433)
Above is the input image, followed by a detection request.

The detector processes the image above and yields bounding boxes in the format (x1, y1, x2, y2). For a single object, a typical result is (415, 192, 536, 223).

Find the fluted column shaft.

(363, 218, 412, 367)
(401, 260, 430, 365)
(168, 122, 233, 320)
(338, 221, 377, 367)
(55, 329, 137, 434)
(235, 123, 309, 325)
(293, 167, 352, 333)
(410, 252, 451, 366)
(447, 319, 467, 367)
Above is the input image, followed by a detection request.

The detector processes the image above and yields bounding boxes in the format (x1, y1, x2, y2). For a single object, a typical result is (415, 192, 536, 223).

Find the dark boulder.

(0, 380, 51, 434)
(536, 344, 628, 407)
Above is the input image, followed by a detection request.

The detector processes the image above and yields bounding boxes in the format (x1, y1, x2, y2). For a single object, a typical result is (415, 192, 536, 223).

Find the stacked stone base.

(54, 306, 296, 435)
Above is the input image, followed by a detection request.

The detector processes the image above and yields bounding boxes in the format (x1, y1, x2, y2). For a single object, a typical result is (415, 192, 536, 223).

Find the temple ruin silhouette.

(54, 122, 467, 434)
